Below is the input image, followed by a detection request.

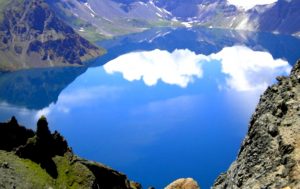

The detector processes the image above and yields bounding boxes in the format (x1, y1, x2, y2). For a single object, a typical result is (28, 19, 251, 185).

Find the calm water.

(0, 27, 299, 189)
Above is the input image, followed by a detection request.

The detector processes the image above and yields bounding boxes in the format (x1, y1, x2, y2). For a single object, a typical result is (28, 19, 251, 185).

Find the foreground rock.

(165, 178, 200, 189)
(0, 116, 140, 189)
(213, 60, 300, 188)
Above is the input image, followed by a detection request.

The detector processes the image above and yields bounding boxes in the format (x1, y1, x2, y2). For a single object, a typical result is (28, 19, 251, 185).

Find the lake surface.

(0, 27, 299, 189)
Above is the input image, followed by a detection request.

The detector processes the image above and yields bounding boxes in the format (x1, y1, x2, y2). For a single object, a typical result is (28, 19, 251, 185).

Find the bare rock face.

(213, 60, 300, 188)
(165, 178, 200, 189)
(0, 0, 104, 71)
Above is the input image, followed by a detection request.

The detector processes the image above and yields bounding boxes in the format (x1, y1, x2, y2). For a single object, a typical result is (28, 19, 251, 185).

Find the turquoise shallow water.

(0, 27, 299, 188)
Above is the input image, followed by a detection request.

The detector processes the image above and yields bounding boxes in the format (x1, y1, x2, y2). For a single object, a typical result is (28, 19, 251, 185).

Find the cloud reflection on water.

(104, 46, 291, 92)
(104, 49, 206, 88)
(35, 85, 123, 119)
(211, 45, 291, 91)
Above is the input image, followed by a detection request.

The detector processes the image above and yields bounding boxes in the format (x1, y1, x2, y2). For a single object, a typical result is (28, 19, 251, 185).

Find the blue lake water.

(0, 27, 300, 189)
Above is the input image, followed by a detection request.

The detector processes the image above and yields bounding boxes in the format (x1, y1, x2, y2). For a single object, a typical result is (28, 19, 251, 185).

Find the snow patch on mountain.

(227, 0, 277, 10)
(84, 2, 96, 15)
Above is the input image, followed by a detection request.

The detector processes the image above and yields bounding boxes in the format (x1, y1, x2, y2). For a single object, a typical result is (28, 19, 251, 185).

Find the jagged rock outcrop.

(15, 116, 70, 178)
(213, 60, 300, 188)
(0, 0, 104, 71)
(0, 116, 34, 151)
(0, 116, 140, 189)
(165, 178, 200, 189)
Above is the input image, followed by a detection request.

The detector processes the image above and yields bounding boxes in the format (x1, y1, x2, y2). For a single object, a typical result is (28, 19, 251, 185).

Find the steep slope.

(0, 116, 141, 189)
(155, 0, 239, 22)
(222, 0, 300, 36)
(154, 0, 300, 35)
(48, 0, 244, 39)
(47, 0, 172, 40)
(155, 0, 300, 35)
(0, 0, 104, 71)
(258, 0, 300, 35)
(50, 0, 300, 38)
(213, 60, 300, 188)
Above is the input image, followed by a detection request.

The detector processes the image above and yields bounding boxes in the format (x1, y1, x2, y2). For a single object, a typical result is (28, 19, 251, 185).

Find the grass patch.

(77, 26, 110, 42)
(54, 154, 95, 189)
(0, 151, 95, 188)
(0, 150, 54, 188)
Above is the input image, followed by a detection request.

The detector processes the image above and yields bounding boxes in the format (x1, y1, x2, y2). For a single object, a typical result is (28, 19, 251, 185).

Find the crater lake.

(1, 27, 299, 189)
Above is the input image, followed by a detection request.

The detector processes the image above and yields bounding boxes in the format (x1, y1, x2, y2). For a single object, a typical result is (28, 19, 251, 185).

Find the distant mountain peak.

(49, 0, 300, 38)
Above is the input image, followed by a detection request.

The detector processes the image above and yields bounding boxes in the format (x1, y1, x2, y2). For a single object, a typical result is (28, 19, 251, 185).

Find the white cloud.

(103, 46, 291, 92)
(227, 0, 277, 10)
(104, 49, 207, 88)
(210, 46, 291, 91)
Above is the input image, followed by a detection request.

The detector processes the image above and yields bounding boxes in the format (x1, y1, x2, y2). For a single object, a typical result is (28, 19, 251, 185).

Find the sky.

(227, 0, 278, 10)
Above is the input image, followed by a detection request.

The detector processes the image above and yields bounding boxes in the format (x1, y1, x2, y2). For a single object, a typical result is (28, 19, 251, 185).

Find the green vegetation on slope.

(0, 151, 97, 189)
(0, 116, 141, 189)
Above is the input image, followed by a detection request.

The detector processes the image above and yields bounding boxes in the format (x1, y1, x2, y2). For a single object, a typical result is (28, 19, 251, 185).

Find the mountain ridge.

(48, 0, 300, 39)
(0, 0, 104, 71)
(0, 0, 298, 71)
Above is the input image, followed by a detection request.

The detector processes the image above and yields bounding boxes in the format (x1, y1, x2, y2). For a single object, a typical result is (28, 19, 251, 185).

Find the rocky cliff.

(46, 0, 172, 40)
(257, 0, 300, 35)
(0, 116, 140, 189)
(212, 60, 300, 188)
(48, 0, 300, 39)
(0, 0, 104, 71)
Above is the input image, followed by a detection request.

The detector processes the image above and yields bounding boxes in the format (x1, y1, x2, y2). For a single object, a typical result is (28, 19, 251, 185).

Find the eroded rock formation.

(213, 60, 300, 188)
(0, 116, 140, 189)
